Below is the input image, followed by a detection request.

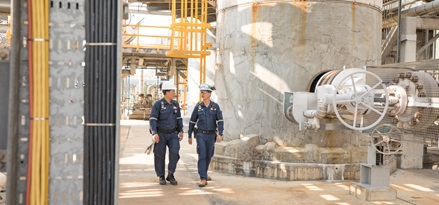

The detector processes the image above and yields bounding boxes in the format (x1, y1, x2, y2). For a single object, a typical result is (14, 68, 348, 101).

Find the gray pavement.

(118, 120, 439, 205)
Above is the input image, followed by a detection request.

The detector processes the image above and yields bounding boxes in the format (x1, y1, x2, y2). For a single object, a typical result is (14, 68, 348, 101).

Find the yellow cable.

(41, 1, 45, 204)
(30, 0, 38, 203)
(36, 0, 40, 202)
(42, 0, 49, 204)
(30, 0, 50, 204)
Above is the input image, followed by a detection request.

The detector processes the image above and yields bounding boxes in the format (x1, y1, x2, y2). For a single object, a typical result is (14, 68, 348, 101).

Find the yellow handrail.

(122, 24, 168, 28)
(167, 0, 211, 85)
(122, 23, 175, 51)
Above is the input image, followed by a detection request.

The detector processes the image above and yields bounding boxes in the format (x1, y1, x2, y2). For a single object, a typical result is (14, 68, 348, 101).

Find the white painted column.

(400, 17, 417, 62)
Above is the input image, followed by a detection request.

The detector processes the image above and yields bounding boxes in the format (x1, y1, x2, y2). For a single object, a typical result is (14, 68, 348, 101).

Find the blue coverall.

(188, 101, 224, 180)
(149, 98, 183, 177)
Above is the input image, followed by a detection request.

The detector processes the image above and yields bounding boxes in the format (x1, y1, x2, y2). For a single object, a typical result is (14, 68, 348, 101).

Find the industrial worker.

(149, 81, 184, 185)
(135, 93, 147, 109)
(188, 84, 224, 187)
(145, 94, 153, 108)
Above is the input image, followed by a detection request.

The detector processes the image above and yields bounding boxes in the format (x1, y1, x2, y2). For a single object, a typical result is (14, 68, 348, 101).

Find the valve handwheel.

(369, 124, 403, 155)
(332, 69, 389, 131)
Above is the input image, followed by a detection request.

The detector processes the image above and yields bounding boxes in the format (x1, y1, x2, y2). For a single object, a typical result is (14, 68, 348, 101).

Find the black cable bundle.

(84, 0, 117, 204)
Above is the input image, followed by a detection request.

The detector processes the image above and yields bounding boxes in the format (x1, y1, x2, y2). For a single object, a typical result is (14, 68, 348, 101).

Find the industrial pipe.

(383, 0, 439, 28)
(6, 0, 21, 204)
(303, 98, 327, 119)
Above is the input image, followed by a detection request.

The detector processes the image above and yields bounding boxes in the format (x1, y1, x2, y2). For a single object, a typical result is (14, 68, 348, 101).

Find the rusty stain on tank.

(251, 3, 260, 49)
(351, 2, 356, 52)
(297, 2, 307, 46)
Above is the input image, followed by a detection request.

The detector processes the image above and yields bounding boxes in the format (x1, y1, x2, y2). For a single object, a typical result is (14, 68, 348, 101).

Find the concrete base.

(400, 135, 424, 169)
(349, 183, 397, 201)
(210, 155, 361, 180)
(128, 108, 151, 120)
(210, 134, 374, 180)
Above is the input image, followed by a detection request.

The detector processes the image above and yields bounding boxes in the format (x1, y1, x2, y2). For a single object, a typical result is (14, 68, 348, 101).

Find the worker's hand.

(178, 132, 184, 141)
(188, 138, 193, 145)
(216, 135, 223, 143)
(153, 134, 159, 143)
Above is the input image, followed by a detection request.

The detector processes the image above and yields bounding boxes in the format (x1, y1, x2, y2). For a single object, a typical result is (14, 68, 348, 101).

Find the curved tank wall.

(214, 0, 382, 147)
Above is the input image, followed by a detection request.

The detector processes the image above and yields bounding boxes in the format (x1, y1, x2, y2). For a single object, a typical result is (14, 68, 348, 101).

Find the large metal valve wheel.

(369, 124, 403, 155)
(332, 69, 389, 131)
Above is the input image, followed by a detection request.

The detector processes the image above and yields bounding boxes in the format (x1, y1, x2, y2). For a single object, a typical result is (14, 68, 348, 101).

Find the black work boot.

(159, 176, 166, 185)
(166, 172, 178, 185)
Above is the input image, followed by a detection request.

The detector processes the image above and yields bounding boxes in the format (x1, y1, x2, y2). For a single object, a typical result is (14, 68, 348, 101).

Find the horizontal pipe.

(0, 2, 11, 13)
(383, 1, 439, 28)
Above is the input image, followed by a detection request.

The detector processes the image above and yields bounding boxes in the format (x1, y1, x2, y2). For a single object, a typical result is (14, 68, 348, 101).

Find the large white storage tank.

(210, 0, 383, 179)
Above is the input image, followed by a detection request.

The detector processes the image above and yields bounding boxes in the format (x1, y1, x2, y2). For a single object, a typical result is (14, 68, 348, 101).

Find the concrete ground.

(118, 120, 439, 205)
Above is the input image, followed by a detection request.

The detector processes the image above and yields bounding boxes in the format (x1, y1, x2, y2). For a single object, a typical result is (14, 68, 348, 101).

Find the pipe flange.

(393, 72, 438, 130)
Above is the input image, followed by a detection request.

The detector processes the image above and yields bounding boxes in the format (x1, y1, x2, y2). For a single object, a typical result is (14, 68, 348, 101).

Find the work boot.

(199, 180, 207, 187)
(159, 176, 166, 185)
(207, 175, 212, 181)
(166, 173, 178, 185)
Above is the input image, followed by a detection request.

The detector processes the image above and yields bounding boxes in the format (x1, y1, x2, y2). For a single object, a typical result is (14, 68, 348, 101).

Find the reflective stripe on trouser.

(154, 131, 180, 177)
(196, 133, 215, 180)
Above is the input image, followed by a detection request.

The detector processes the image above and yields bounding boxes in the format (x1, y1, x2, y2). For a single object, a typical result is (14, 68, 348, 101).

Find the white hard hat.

(199, 84, 215, 92)
(161, 81, 176, 90)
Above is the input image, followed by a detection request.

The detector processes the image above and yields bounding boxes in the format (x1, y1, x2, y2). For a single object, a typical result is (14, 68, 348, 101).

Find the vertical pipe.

(396, 0, 402, 63)
(114, 0, 122, 201)
(425, 30, 429, 60)
(127, 76, 130, 111)
(155, 72, 159, 100)
(435, 30, 438, 59)
(6, 0, 22, 204)
(25, 0, 34, 203)
(84, 0, 90, 203)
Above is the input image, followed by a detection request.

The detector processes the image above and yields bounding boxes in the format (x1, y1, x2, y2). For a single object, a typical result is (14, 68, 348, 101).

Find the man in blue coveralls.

(149, 81, 184, 185)
(188, 84, 224, 187)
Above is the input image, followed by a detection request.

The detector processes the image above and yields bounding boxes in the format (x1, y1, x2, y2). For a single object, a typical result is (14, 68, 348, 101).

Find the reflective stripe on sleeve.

(189, 121, 197, 124)
(150, 117, 158, 120)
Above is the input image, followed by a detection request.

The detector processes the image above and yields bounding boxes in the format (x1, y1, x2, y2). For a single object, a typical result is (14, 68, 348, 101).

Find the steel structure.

(122, 0, 213, 106)
(4, 0, 122, 204)
(382, 0, 439, 64)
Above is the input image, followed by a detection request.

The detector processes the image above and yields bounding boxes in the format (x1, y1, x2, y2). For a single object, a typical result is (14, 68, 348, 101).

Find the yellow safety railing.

(122, 0, 211, 103)
(167, 0, 211, 84)
(122, 24, 175, 51)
